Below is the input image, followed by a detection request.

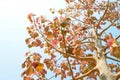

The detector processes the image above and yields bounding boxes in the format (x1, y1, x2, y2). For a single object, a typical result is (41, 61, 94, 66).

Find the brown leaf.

(26, 66, 34, 76)
(22, 62, 25, 68)
(110, 47, 120, 59)
(51, 40, 58, 46)
(25, 38, 31, 45)
(54, 68, 61, 74)
(109, 64, 115, 69)
(60, 22, 68, 28)
(47, 32, 53, 39)
(87, 9, 93, 16)
(35, 63, 44, 72)
(27, 13, 33, 22)
(31, 42, 38, 47)
(117, 25, 120, 30)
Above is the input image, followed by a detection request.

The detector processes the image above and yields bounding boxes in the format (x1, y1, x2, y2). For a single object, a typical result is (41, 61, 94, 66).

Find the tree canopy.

(21, 0, 120, 80)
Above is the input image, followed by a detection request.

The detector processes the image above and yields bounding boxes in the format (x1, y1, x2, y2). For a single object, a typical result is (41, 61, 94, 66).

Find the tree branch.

(96, 0, 109, 28)
(106, 56, 120, 62)
(70, 16, 94, 28)
(43, 35, 95, 61)
(115, 35, 120, 40)
(60, 27, 75, 80)
(115, 71, 120, 80)
(99, 20, 117, 36)
(75, 67, 98, 80)
(34, 25, 95, 62)
(70, 55, 96, 61)
(81, 37, 94, 41)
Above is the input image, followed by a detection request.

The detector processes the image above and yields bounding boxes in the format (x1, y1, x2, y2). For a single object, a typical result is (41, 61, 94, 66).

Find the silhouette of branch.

(115, 35, 120, 40)
(106, 56, 120, 62)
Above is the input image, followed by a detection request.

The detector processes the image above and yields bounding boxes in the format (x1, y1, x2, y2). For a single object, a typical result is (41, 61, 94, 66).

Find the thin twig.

(79, 0, 86, 6)
(61, 27, 74, 80)
(75, 67, 98, 80)
(70, 16, 94, 28)
(115, 35, 120, 40)
(70, 55, 95, 61)
(96, 0, 109, 28)
(99, 20, 117, 36)
(106, 56, 120, 62)
(47, 56, 63, 80)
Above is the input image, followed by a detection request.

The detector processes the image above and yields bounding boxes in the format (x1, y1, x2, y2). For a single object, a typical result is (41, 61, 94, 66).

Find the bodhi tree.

(21, 0, 120, 80)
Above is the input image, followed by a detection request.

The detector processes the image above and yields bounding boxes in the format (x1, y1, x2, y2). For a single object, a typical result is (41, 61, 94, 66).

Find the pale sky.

(0, 0, 65, 80)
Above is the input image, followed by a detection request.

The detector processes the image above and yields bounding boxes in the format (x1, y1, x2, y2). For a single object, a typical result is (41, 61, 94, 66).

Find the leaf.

(28, 44, 32, 48)
(51, 40, 58, 46)
(25, 38, 31, 45)
(21, 71, 26, 77)
(26, 66, 34, 76)
(91, 16, 97, 21)
(24, 76, 34, 80)
(36, 39, 41, 44)
(29, 32, 39, 38)
(54, 17, 58, 23)
(117, 25, 120, 30)
(27, 13, 33, 22)
(22, 62, 25, 68)
(60, 42, 65, 48)
(106, 38, 114, 47)
(65, 17, 71, 21)
(36, 63, 44, 72)
(111, 47, 120, 59)
(47, 32, 53, 39)
(116, 67, 120, 72)
(39, 43, 44, 48)
(50, 8, 55, 14)
(40, 15, 46, 23)
(31, 41, 38, 47)
(58, 9, 64, 15)
(33, 55, 40, 61)
(25, 51, 31, 57)
(109, 64, 115, 69)
(54, 68, 61, 74)
(34, 32, 39, 38)
(41, 69, 47, 75)
(60, 22, 68, 28)
(73, 47, 84, 56)
(67, 71, 72, 76)
(87, 9, 93, 16)
(58, 35, 63, 41)
(61, 30, 67, 36)
(70, 0, 74, 2)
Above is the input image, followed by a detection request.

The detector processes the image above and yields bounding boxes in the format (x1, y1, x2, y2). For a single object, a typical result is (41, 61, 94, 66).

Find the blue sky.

(0, 0, 65, 80)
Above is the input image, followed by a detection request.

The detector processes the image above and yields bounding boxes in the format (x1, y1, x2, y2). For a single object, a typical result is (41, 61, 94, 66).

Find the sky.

(0, 0, 65, 80)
